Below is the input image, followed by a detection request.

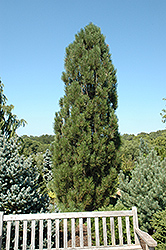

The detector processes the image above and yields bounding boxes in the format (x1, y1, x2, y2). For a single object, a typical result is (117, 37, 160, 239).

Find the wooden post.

(132, 206, 140, 244)
(0, 212, 4, 250)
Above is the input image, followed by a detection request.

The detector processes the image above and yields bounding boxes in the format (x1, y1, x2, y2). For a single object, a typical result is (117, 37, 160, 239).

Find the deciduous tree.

(161, 98, 166, 124)
(0, 80, 26, 138)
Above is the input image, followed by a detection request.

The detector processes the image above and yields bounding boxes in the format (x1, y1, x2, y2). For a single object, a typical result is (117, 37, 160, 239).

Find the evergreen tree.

(139, 137, 150, 156)
(0, 80, 26, 139)
(34, 150, 57, 212)
(53, 23, 121, 212)
(119, 136, 140, 176)
(43, 149, 53, 188)
(119, 146, 166, 233)
(151, 208, 166, 249)
(0, 132, 49, 214)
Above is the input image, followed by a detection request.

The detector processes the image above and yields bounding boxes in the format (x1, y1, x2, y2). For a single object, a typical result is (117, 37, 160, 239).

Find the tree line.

(1, 23, 166, 249)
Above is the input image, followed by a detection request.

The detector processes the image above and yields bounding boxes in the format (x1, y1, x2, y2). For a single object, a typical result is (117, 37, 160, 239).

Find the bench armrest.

(135, 228, 157, 248)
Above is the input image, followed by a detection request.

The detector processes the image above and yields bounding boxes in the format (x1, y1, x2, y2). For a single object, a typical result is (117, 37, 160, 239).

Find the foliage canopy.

(0, 80, 26, 138)
(151, 208, 166, 250)
(53, 23, 121, 212)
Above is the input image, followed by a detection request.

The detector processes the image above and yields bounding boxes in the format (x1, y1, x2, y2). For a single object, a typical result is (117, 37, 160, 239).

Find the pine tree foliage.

(139, 137, 149, 156)
(53, 23, 121, 212)
(151, 208, 166, 249)
(34, 150, 57, 212)
(119, 146, 166, 233)
(34, 150, 53, 195)
(42, 149, 53, 195)
(0, 132, 49, 214)
(0, 80, 26, 139)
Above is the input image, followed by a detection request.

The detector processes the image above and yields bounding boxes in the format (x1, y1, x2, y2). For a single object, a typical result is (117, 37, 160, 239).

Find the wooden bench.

(0, 207, 157, 250)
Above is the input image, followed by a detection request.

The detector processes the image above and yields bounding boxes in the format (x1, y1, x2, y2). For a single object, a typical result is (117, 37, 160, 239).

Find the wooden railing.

(0, 207, 157, 250)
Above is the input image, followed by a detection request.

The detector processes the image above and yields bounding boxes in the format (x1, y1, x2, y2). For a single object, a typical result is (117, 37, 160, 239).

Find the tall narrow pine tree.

(53, 23, 121, 211)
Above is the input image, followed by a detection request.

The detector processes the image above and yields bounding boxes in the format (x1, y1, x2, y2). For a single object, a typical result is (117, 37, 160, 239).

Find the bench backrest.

(0, 207, 140, 250)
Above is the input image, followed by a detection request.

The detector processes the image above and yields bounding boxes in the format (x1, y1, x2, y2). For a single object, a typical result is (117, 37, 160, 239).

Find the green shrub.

(151, 208, 166, 249)
(119, 148, 166, 233)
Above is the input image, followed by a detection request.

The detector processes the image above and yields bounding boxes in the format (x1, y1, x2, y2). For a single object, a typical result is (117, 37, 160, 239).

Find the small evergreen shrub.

(151, 208, 166, 249)
(119, 147, 166, 233)
(0, 132, 49, 214)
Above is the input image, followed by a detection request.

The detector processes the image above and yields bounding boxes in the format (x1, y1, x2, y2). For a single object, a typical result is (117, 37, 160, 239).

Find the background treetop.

(161, 98, 166, 124)
(0, 79, 26, 138)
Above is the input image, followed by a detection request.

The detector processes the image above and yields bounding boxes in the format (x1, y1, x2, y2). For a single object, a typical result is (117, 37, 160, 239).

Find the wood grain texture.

(132, 207, 139, 244)
(3, 210, 133, 221)
(110, 217, 115, 246)
(118, 217, 123, 245)
(135, 228, 157, 247)
(102, 217, 107, 246)
(95, 217, 100, 247)
(125, 216, 131, 245)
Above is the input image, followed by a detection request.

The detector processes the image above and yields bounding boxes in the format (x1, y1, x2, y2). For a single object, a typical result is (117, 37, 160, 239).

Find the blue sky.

(0, 0, 166, 136)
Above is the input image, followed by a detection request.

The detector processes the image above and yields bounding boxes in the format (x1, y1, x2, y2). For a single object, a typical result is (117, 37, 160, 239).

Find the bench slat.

(132, 207, 139, 244)
(126, 216, 131, 245)
(71, 218, 75, 248)
(87, 217, 91, 247)
(3, 210, 133, 221)
(14, 220, 19, 250)
(47, 219, 52, 249)
(6, 221, 11, 250)
(39, 220, 43, 250)
(79, 218, 83, 247)
(110, 217, 115, 246)
(64, 218, 68, 248)
(102, 217, 107, 246)
(33, 245, 142, 250)
(118, 217, 123, 245)
(0, 212, 3, 250)
(31, 220, 35, 250)
(23, 220, 27, 250)
(55, 219, 59, 248)
(95, 217, 100, 247)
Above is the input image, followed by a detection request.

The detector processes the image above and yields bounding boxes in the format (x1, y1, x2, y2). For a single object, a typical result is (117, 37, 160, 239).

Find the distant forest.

(20, 134, 54, 156)
(21, 129, 166, 161)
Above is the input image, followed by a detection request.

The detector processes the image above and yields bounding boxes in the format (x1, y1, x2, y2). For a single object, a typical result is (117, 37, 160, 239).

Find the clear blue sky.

(0, 0, 166, 136)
